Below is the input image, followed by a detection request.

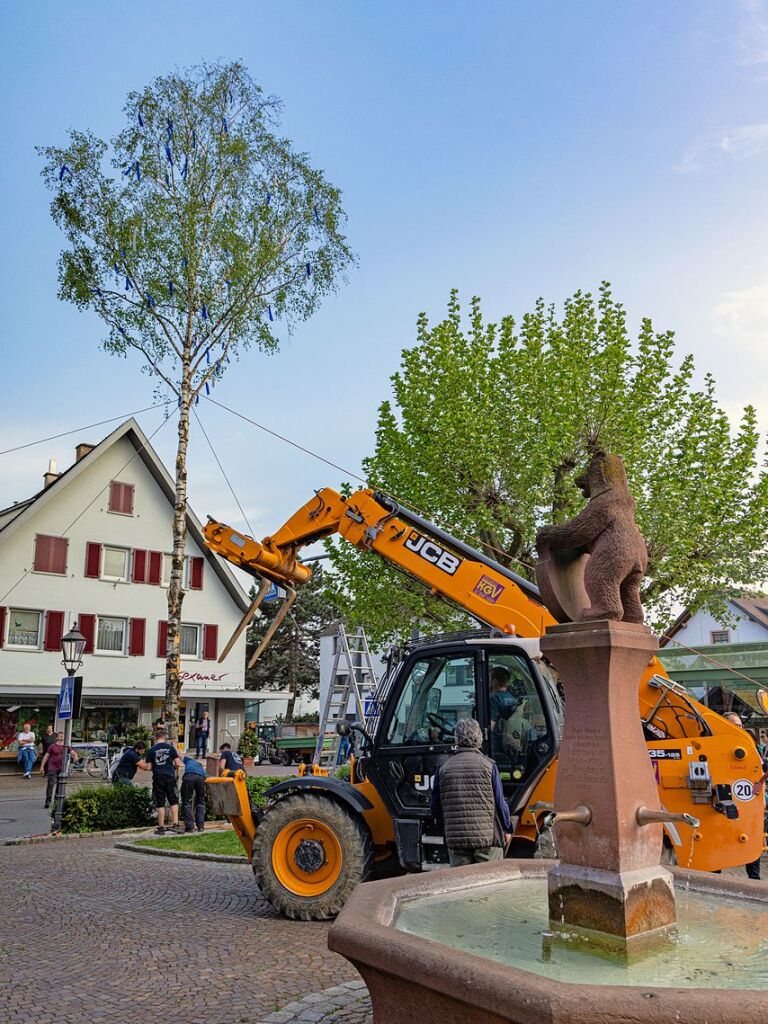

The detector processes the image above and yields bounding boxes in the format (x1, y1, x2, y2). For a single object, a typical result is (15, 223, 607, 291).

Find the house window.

(711, 630, 730, 645)
(6, 609, 41, 648)
(162, 553, 173, 587)
(180, 623, 200, 658)
(33, 534, 68, 575)
(96, 616, 127, 654)
(108, 481, 134, 516)
(101, 546, 129, 582)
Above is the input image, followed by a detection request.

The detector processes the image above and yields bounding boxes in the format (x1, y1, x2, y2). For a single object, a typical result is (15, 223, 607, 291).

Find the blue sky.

(2, 1, 768, 540)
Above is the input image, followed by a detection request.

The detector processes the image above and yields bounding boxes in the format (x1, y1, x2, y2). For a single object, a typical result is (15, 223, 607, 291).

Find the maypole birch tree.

(39, 62, 354, 733)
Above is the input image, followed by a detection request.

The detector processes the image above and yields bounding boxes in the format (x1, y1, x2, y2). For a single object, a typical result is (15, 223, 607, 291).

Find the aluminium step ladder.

(314, 624, 379, 768)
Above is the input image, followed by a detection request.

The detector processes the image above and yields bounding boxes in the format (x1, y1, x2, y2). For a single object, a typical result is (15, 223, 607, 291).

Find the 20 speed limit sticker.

(732, 779, 755, 802)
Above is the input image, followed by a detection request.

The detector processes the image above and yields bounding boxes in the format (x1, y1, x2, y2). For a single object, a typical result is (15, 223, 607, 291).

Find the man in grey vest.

(430, 718, 512, 866)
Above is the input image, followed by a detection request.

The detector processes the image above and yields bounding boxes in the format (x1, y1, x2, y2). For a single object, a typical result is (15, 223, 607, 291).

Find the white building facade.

(0, 418, 256, 755)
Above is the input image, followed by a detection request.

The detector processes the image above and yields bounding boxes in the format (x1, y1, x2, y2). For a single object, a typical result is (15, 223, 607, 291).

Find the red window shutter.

(84, 542, 101, 578)
(50, 538, 68, 575)
(79, 614, 96, 655)
(189, 556, 204, 590)
(33, 534, 51, 572)
(0, 606, 6, 649)
(148, 551, 162, 585)
(129, 618, 146, 656)
(202, 624, 218, 661)
(109, 481, 135, 515)
(157, 620, 168, 658)
(43, 611, 65, 652)
(132, 549, 147, 584)
(34, 535, 67, 574)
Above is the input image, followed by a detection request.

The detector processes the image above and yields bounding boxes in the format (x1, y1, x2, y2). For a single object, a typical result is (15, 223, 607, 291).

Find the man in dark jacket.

(430, 718, 512, 866)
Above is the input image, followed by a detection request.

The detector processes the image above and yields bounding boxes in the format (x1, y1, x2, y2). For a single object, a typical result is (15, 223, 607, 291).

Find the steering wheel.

(427, 712, 454, 740)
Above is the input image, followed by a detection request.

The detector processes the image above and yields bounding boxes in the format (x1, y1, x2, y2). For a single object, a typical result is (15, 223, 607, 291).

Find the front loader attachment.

(206, 769, 257, 859)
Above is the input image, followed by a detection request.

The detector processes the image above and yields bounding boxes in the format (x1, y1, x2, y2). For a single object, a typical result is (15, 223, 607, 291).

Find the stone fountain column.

(541, 619, 676, 947)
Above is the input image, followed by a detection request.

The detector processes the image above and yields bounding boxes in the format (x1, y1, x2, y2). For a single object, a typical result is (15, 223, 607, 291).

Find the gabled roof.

(662, 594, 768, 645)
(0, 418, 249, 612)
(730, 595, 768, 633)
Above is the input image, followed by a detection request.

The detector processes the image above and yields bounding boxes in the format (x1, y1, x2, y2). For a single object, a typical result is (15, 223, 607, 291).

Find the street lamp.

(52, 623, 87, 831)
(60, 624, 86, 676)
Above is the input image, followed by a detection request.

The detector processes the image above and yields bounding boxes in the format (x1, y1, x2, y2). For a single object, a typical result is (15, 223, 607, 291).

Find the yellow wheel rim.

(271, 817, 343, 896)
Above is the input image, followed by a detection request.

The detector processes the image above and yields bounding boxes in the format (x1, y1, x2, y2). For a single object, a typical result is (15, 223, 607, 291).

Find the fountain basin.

(328, 860, 768, 1024)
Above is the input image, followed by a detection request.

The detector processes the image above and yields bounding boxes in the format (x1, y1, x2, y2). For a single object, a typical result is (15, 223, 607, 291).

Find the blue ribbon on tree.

(138, 109, 144, 128)
(201, 303, 208, 320)
(181, 156, 188, 179)
(205, 381, 211, 395)
(58, 164, 72, 182)
(125, 277, 133, 291)
(192, 129, 197, 150)
(314, 205, 320, 226)
(266, 191, 271, 206)
(181, 256, 188, 270)
(222, 117, 229, 135)
(268, 304, 274, 322)
(305, 262, 311, 278)
(145, 291, 156, 308)
(165, 143, 174, 166)
(226, 279, 232, 296)
(205, 346, 211, 364)
(167, 121, 173, 143)
(195, 394, 200, 405)
(168, 281, 175, 298)
(165, 170, 170, 186)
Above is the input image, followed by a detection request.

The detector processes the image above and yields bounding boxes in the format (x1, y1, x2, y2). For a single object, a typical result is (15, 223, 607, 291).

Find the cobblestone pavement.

(256, 980, 372, 1023)
(0, 836, 362, 1024)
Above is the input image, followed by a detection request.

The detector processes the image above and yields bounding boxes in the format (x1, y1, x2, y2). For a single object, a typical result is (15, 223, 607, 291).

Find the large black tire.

(279, 749, 292, 767)
(252, 792, 374, 920)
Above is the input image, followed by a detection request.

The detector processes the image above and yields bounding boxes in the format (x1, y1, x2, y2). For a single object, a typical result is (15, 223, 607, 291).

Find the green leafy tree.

(246, 566, 340, 721)
(38, 62, 354, 733)
(328, 286, 768, 641)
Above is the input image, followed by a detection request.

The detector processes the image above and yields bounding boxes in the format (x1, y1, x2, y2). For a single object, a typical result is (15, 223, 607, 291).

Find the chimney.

(43, 458, 59, 488)
(75, 442, 95, 462)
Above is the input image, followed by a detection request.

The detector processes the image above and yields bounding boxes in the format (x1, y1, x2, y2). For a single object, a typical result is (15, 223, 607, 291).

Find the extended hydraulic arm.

(203, 487, 553, 639)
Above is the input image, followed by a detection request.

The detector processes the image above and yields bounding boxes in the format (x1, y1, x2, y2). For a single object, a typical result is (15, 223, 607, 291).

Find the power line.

(0, 402, 170, 457)
(0, 408, 175, 606)
(192, 406, 254, 536)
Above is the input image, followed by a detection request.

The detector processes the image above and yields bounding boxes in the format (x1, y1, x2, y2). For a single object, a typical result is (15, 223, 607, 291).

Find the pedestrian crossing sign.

(57, 676, 83, 720)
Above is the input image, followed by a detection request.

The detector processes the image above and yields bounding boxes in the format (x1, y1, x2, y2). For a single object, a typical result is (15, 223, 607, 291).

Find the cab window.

(386, 653, 475, 745)
(488, 652, 550, 780)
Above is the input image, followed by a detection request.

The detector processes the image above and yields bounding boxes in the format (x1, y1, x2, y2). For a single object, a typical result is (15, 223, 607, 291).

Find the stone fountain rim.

(328, 858, 768, 1024)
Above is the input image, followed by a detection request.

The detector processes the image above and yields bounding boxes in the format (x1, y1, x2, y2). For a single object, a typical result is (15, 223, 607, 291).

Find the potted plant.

(237, 728, 260, 766)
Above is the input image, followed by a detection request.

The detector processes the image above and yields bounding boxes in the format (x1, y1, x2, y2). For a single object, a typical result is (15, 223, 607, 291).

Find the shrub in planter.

(237, 729, 261, 760)
(60, 784, 153, 833)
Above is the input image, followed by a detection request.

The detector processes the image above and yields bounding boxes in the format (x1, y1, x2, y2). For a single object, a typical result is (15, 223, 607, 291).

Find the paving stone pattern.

(0, 836, 363, 1024)
(256, 980, 372, 1023)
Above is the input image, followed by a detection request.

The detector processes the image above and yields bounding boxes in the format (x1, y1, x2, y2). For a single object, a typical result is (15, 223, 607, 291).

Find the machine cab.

(365, 633, 563, 865)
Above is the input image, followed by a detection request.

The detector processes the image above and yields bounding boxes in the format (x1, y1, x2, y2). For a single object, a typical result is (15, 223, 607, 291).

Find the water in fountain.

(395, 878, 768, 989)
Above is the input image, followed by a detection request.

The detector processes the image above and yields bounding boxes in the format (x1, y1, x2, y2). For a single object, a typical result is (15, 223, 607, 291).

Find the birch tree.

(39, 62, 354, 732)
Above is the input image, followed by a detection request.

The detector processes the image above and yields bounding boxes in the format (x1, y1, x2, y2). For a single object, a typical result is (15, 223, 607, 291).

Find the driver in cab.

(430, 718, 511, 866)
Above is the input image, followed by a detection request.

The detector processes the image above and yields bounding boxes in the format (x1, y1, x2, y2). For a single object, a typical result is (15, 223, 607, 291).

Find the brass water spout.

(552, 805, 592, 825)
(636, 807, 700, 829)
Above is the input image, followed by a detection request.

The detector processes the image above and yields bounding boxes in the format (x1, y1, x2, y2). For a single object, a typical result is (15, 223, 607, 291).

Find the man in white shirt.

(17, 723, 37, 779)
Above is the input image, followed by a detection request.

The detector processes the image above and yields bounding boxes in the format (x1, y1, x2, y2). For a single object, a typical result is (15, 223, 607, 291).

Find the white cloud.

(734, 0, 768, 65)
(679, 122, 768, 173)
(713, 274, 768, 358)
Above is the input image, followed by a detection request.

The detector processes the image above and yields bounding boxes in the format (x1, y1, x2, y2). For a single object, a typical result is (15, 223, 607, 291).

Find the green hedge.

(60, 784, 154, 833)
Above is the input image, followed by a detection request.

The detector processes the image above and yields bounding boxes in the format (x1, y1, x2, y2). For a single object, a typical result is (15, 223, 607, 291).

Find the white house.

(0, 417, 279, 755)
(664, 595, 768, 647)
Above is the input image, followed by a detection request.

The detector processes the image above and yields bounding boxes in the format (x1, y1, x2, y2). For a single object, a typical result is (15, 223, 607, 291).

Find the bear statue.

(535, 451, 647, 624)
